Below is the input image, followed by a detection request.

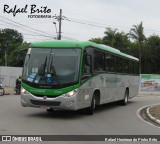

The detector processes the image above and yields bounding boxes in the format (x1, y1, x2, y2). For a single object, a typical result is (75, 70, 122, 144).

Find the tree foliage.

(89, 37, 103, 44)
(130, 22, 145, 43)
(129, 22, 145, 73)
(0, 28, 29, 66)
(1, 27, 160, 74)
(90, 23, 160, 74)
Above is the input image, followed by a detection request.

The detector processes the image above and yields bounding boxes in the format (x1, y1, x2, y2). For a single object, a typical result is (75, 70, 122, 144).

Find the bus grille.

(33, 94, 60, 98)
(30, 100, 61, 106)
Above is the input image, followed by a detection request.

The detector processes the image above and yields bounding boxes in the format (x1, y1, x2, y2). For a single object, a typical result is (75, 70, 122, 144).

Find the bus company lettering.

(106, 77, 121, 83)
(3, 4, 51, 17)
(30, 89, 45, 93)
(30, 89, 62, 95)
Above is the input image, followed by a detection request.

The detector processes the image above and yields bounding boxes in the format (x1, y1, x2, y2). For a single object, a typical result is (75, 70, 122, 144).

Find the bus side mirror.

(16, 49, 28, 67)
(86, 55, 91, 66)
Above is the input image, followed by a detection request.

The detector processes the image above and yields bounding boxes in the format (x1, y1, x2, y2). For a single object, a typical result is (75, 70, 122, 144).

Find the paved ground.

(0, 95, 160, 135)
(0, 94, 160, 143)
(4, 86, 160, 123)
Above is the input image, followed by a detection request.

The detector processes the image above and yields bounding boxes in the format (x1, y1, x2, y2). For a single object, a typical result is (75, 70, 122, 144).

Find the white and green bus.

(21, 41, 139, 114)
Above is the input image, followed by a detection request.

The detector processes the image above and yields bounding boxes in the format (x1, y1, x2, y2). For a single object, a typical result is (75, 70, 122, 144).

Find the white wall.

(0, 66, 23, 88)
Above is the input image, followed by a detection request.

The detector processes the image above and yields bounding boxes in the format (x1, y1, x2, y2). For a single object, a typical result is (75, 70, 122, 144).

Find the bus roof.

(31, 40, 139, 61)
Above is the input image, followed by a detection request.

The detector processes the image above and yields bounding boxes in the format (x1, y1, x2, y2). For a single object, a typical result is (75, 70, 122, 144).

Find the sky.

(0, 0, 160, 43)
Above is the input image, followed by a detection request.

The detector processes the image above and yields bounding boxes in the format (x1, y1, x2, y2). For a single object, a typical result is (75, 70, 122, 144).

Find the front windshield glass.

(22, 48, 81, 87)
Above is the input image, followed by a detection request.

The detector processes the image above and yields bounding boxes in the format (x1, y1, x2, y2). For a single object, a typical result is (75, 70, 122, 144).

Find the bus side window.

(116, 57, 122, 73)
(94, 50, 105, 72)
(106, 53, 115, 73)
(82, 52, 91, 74)
(134, 62, 139, 75)
(122, 58, 129, 74)
(82, 49, 92, 80)
(129, 61, 134, 74)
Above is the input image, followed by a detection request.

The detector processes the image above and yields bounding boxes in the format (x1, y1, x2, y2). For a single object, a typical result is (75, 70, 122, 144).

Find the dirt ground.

(149, 105, 160, 120)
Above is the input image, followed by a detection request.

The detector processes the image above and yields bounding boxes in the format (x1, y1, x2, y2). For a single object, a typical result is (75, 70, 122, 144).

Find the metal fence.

(0, 66, 23, 88)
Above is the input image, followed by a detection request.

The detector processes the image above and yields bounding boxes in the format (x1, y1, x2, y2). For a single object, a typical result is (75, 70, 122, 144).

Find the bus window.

(82, 48, 93, 80)
(134, 62, 139, 74)
(82, 50, 91, 74)
(106, 53, 115, 73)
(116, 57, 122, 73)
(122, 58, 129, 74)
(94, 50, 105, 72)
(129, 61, 134, 74)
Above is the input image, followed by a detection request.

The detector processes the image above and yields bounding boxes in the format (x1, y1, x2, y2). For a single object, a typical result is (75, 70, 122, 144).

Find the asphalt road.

(0, 95, 160, 143)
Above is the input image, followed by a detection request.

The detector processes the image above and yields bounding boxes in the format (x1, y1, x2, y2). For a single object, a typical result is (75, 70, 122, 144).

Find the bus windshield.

(22, 48, 81, 88)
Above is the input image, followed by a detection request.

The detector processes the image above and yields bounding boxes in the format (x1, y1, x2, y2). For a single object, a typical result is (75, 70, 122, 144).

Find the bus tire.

(86, 94, 96, 115)
(0, 88, 4, 96)
(120, 89, 129, 106)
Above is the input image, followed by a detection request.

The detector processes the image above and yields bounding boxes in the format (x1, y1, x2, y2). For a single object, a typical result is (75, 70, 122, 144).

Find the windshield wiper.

(49, 56, 56, 75)
(48, 56, 60, 85)
(32, 56, 47, 83)
(38, 56, 47, 75)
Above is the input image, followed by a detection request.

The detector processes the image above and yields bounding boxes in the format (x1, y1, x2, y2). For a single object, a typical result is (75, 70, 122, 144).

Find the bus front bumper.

(21, 92, 78, 110)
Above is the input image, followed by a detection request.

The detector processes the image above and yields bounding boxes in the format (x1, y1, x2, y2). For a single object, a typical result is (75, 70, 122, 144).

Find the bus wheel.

(86, 95, 96, 115)
(0, 88, 4, 96)
(120, 89, 129, 106)
(46, 108, 54, 112)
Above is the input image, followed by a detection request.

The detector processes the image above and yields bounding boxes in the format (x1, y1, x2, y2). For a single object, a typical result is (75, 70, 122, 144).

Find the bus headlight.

(65, 89, 78, 97)
(21, 88, 30, 95)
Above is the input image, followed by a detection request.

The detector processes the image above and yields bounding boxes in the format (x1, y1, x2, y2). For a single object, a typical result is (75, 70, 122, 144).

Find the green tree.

(114, 32, 130, 53)
(127, 42, 139, 58)
(102, 27, 131, 54)
(0, 28, 23, 66)
(145, 35, 160, 73)
(89, 37, 103, 44)
(89, 23, 160, 74)
(130, 22, 145, 74)
(103, 27, 117, 47)
(11, 42, 29, 67)
(89, 28, 131, 55)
